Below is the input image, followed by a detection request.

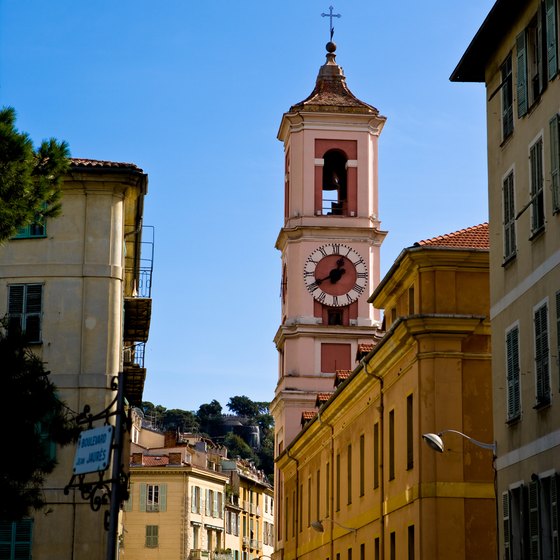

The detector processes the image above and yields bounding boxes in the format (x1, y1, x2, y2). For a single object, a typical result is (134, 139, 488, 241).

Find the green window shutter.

(159, 484, 167, 512)
(124, 483, 133, 512)
(506, 327, 521, 420)
(529, 480, 541, 560)
(547, 0, 559, 78)
(551, 115, 560, 212)
(502, 492, 511, 559)
(534, 304, 550, 404)
(552, 475, 559, 560)
(517, 31, 528, 117)
(139, 483, 147, 512)
(191, 486, 196, 513)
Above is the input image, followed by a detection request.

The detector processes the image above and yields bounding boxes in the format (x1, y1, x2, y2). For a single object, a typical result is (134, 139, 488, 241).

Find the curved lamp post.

(422, 429, 496, 454)
(311, 518, 357, 534)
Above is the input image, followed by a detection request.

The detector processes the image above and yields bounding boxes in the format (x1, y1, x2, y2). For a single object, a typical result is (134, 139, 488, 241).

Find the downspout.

(286, 448, 299, 559)
(360, 358, 384, 560)
(317, 410, 335, 560)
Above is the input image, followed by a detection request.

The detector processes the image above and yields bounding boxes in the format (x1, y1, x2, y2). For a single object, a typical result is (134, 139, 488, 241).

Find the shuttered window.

(517, 31, 528, 117)
(501, 55, 514, 138)
(546, 0, 558, 79)
(550, 115, 560, 213)
(8, 284, 43, 343)
(145, 525, 158, 548)
(502, 492, 511, 560)
(530, 138, 545, 234)
(534, 303, 550, 406)
(139, 483, 166, 512)
(0, 519, 33, 560)
(552, 475, 559, 560)
(529, 480, 541, 559)
(503, 172, 517, 260)
(506, 326, 521, 421)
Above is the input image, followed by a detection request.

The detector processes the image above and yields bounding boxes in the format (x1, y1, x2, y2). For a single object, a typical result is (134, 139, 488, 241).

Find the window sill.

(506, 415, 521, 426)
(529, 226, 545, 242)
(502, 253, 517, 268)
(533, 397, 551, 411)
(500, 131, 514, 149)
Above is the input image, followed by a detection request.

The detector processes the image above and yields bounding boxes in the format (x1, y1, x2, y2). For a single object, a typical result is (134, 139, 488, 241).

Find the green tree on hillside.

(0, 323, 79, 521)
(0, 107, 70, 241)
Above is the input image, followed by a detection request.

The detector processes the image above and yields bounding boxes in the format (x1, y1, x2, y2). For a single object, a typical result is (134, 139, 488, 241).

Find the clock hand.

(316, 265, 346, 285)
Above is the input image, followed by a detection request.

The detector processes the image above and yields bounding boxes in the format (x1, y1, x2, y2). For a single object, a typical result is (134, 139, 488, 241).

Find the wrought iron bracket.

(64, 374, 131, 530)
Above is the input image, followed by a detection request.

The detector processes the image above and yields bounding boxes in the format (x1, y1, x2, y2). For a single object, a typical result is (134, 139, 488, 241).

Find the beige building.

(275, 224, 495, 560)
(0, 159, 151, 558)
(452, 1, 560, 557)
(124, 416, 274, 560)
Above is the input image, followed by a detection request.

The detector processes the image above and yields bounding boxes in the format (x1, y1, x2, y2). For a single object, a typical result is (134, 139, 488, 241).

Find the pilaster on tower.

(272, 41, 387, 451)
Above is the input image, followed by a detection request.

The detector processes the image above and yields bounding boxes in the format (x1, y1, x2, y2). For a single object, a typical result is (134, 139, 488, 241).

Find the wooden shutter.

(206, 489, 211, 516)
(547, 0, 559, 78)
(159, 484, 167, 512)
(517, 31, 528, 117)
(551, 115, 560, 211)
(124, 483, 133, 512)
(534, 304, 550, 404)
(529, 480, 541, 560)
(506, 327, 521, 420)
(552, 475, 559, 560)
(503, 492, 511, 560)
(139, 483, 147, 512)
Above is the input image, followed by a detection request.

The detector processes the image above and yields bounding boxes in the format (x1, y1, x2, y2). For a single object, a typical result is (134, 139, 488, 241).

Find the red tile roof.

(335, 370, 352, 387)
(414, 223, 489, 249)
(315, 393, 334, 406)
(142, 456, 169, 467)
(301, 410, 317, 421)
(70, 158, 143, 172)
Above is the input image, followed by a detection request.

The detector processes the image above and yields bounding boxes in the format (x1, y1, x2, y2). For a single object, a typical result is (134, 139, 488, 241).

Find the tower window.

(328, 309, 343, 325)
(322, 150, 347, 215)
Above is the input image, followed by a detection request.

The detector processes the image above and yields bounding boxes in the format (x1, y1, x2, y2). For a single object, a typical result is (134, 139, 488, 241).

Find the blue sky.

(0, 1, 494, 411)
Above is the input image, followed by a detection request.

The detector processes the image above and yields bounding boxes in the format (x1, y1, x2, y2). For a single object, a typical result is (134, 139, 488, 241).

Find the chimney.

(131, 453, 143, 465)
(168, 452, 182, 466)
(164, 431, 177, 447)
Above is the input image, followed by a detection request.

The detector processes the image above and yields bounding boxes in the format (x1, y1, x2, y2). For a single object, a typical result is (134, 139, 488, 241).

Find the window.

(501, 54, 514, 138)
(316, 469, 321, 520)
(390, 531, 396, 560)
(206, 489, 212, 516)
(374, 537, 380, 560)
(322, 150, 347, 215)
(360, 543, 365, 560)
(408, 286, 415, 314)
(192, 485, 201, 513)
(145, 525, 158, 548)
(534, 302, 551, 406)
(140, 483, 166, 512)
(0, 519, 33, 560)
(347, 548, 352, 560)
(517, 29, 529, 117)
(373, 422, 379, 489)
(408, 525, 415, 560)
(550, 114, 560, 213)
(347, 444, 352, 505)
(527, 14, 545, 105)
(389, 410, 395, 480)
(13, 217, 46, 239)
(506, 325, 521, 421)
(530, 138, 545, 234)
(359, 434, 365, 497)
(503, 171, 517, 260)
(193, 525, 199, 548)
(321, 343, 351, 373)
(406, 394, 414, 470)
(8, 284, 43, 343)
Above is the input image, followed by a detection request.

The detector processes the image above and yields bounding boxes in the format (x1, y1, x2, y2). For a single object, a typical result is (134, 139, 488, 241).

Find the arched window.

(322, 150, 347, 215)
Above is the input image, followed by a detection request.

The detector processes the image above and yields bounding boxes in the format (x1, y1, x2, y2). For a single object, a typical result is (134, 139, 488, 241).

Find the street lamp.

(311, 518, 357, 534)
(422, 429, 496, 454)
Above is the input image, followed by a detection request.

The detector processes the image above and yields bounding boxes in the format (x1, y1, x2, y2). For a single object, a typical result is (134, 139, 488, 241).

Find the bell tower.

(271, 41, 387, 452)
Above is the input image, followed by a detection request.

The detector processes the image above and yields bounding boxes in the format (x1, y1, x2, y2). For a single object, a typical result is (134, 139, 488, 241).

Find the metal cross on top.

(321, 5, 341, 41)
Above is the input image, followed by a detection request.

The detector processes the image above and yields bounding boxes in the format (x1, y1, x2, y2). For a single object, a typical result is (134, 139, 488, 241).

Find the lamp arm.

(440, 429, 496, 452)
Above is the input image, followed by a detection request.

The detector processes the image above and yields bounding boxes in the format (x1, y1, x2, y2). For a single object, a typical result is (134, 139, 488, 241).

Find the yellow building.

(452, 1, 560, 557)
(275, 224, 495, 560)
(0, 158, 151, 559)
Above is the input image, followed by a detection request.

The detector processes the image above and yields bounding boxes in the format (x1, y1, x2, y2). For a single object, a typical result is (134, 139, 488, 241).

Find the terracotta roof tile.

(414, 223, 489, 249)
(142, 456, 169, 467)
(70, 158, 143, 172)
(315, 392, 334, 406)
(334, 370, 352, 387)
(301, 410, 317, 421)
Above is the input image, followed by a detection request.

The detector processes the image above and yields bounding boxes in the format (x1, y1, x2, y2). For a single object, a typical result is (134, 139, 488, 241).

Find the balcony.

(189, 551, 232, 560)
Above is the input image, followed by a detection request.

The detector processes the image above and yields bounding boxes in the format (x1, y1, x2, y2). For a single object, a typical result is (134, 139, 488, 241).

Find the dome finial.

(321, 5, 341, 42)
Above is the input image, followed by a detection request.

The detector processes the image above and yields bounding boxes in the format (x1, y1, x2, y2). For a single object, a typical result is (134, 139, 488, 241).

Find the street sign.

(73, 425, 114, 475)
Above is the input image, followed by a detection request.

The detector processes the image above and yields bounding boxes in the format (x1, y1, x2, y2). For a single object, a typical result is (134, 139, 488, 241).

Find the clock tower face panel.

(303, 243, 368, 307)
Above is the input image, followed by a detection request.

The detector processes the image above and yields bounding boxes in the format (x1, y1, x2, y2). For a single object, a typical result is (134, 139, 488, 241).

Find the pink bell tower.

(271, 40, 387, 454)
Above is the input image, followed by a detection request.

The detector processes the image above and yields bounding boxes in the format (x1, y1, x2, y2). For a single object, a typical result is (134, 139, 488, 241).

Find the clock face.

(303, 243, 368, 307)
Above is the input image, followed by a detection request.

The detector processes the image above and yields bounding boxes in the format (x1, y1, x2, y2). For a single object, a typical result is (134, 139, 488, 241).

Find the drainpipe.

(286, 448, 299, 559)
(360, 359, 384, 560)
(317, 410, 335, 560)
